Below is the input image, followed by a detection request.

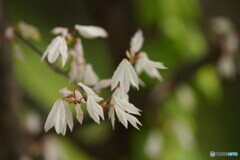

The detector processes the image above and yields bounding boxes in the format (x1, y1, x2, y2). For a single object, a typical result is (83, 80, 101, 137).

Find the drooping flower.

(41, 36, 68, 67)
(135, 52, 167, 80)
(44, 99, 73, 135)
(51, 27, 69, 37)
(78, 82, 104, 123)
(18, 21, 41, 41)
(74, 25, 108, 39)
(110, 104, 142, 130)
(111, 59, 139, 93)
(109, 87, 141, 129)
(130, 29, 144, 56)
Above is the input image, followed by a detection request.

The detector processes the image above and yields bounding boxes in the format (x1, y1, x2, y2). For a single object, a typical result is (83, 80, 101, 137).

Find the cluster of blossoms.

(5, 22, 166, 135)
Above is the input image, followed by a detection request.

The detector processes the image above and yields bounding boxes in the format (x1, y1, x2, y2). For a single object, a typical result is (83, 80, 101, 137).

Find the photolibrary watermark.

(210, 151, 238, 157)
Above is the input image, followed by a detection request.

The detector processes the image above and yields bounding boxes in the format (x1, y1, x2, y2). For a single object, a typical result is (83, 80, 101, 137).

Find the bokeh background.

(1, 0, 240, 160)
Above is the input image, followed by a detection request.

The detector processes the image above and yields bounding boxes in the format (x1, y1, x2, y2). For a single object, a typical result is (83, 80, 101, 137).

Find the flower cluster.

(42, 26, 166, 135)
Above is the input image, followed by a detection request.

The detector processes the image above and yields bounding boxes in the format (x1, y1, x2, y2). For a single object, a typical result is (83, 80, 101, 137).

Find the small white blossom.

(51, 27, 69, 37)
(18, 21, 41, 41)
(78, 82, 104, 123)
(75, 103, 84, 124)
(111, 59, 139, 93)
(44, 99, 73, 135)
(41, 36, 68, 67)
(135, 52, 167, 80)
(130, 29, 144, 56)
(108, 108, 115, 129)
(75, 25, 108, 39)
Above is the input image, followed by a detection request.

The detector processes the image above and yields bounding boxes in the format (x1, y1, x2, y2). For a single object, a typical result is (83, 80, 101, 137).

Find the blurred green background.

(1, 0, 240, 159)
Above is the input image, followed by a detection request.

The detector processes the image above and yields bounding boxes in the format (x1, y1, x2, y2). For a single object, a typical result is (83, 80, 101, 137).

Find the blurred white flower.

(18, 21, 41, 41)
(82, 64, 99, 86)
(51, 27, 69, 37)
(111, 59, 139, 93)
(217, 56, 236, 79)
(41, 36, 68, 67)
(78, 82, 104, 123)
(130, 29, 144, 56)
(75, 25, 108, 39)
(73, 38, 85, 64)
(43, 136, 66, 160)
(44, 99, 73, 135)
(135, 52, 167, 80)
(13, 43, 25, 61)
(25, 111, 42, 134)
(144, 130, 164, 159)
(4, 26, 15, 40)
(93, 79, 112, 92)
(75, 103, 84, 124)
(172, 119, 195, 150)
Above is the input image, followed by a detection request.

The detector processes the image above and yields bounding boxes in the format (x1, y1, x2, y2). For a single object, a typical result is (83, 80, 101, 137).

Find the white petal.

(59, 87, 72, 97)
(130, 29, 144, 56)
(93, 79, 112, 92)
(86, 97, 104, 124)
(78, 82, 103, 102)
(83, 64, 99, 86)
(51, 27, 69, 37)
(44, 99, 61, 132)
(62, 101, 73, 131)
(74, 38, 85, 64)
(114, 106, 128, 128)
(113, 97, 141, 115)
(111, 87, 129, 101)
(75, 104, 84, 124)
(75, 25, 108, 39)
(111, 59, 139, 93)
(108, 107, 115, 129)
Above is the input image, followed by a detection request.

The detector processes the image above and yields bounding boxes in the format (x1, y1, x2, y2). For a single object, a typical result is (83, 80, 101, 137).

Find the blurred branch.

(0, 18, 68, 78)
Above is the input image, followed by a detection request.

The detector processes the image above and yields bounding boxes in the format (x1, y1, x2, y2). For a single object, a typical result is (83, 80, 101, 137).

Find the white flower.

(75, 25, 108, 39)
(4, 26, 15, 40)
(112, 105, 141, 130)
(82, 64, 99, 86)
(44, 99, 73, 135)
(130, 29, 144, 56)
(41, 36, 68, 67)
(78, 82, 104, 123)
(93, 79, 112, 92)
(135, 52, 167, 80)
(75, 104, 84, 124)
(109, 89, 141, 129)
(51, 27, 69, 37)
(18, 21, 41, 41)
(111, 59, 139, 93)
